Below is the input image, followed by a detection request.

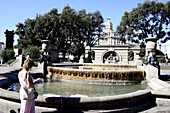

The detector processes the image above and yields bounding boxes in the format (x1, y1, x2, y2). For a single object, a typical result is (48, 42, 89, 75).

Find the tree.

(58, 6, 103, 60)
(0, 49, 15, 63)
(15, 23, 26, 49)
(15, 6, 104, 61)
(25, 46, 41, 59)
(117, 1, 170, 43)
(83, 11, 103, 47)
(16, 8, 60, 49)
(59, 6, 77, 58)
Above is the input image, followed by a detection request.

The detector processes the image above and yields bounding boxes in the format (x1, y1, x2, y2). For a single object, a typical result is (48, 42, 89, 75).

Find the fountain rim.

(47, 66, 144, 73)
(50, 63, 140, 71)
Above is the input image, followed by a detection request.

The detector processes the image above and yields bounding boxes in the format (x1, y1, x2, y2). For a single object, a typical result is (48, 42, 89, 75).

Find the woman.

(18, 58, 40, 113)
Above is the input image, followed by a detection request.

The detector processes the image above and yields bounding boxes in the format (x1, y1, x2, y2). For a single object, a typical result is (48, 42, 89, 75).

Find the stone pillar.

(4, 29, 14, 49)
(115, 39, 117, 45)
(134, 52, 142, 65)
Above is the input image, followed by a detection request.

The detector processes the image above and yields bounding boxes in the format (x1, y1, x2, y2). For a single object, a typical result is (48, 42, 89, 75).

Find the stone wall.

(144, 64, 170, 91)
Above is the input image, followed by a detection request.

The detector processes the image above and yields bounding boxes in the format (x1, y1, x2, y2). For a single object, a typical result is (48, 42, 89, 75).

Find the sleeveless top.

(18, 70, 33, 88)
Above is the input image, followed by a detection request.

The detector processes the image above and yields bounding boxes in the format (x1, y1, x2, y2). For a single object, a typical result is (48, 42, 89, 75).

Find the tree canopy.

(117, 1, 170, 43)
(15, 6, 103, 59)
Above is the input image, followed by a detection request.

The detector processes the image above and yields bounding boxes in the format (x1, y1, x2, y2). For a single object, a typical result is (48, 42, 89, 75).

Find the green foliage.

(7, 59, 16, 65)
(69, 43, 85, 59)
(15, 6, 103, 60)
(25, 46, 41, 59)
(13, 45, 18, 49)
(0, 49, 15, 63)
(157, 58, 165, 63)
(117, 1, 170, 43)
(129, 44, 136, 48)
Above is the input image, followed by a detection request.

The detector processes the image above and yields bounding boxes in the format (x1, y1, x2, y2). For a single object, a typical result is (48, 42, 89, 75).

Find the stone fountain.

(47, 64, 145, 84)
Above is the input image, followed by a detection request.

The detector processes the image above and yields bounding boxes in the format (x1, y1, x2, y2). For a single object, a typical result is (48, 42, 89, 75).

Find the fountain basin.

(0, 87, 156, 112)
(0, 64, 163, 112)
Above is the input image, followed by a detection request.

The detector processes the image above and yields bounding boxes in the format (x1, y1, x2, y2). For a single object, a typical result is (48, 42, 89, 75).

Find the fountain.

(47, 64, 145, 84)
(0, 49, 158, 112)
(0, 21, 163, 112)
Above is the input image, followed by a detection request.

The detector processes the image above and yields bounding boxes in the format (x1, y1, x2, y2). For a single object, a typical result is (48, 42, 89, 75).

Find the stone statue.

(128, 51, 134, 61)
(144, 51, 150, 64)
(105, 53, 118, 63)
(147, 52, 159, 68)
(107, 54, 113, 61)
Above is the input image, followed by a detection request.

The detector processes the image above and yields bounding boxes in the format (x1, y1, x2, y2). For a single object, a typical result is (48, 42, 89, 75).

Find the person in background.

(165, 54, 169, 65)
(26, 54, 30, 59)
(18, 59, 40, 113)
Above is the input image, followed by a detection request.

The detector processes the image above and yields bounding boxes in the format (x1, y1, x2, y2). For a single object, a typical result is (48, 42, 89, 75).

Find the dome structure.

(99, 18, 121, 45)
(103, 17, 113, 33)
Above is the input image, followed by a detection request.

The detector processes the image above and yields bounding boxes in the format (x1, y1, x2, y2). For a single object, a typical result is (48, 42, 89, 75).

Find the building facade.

(160, 40, 170, 57)
(81, 18, 141, 64)
(0, 42, 4, 51)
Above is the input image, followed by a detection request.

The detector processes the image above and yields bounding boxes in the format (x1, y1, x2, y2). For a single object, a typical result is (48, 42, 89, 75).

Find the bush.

(0, 49, 15, 63)
(25, 46, 41, 59)
(13, 45, 18, 49)
(157, 58, 165, 63)
(7, 59, 16, 64)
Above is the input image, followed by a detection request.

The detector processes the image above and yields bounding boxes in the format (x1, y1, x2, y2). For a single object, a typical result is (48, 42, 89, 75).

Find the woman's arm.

(26, 73, 39, 88)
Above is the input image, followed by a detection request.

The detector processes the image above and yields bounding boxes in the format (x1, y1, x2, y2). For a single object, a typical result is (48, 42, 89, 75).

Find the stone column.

(4, 29, 14, 49)
(116, 39, 118, 45)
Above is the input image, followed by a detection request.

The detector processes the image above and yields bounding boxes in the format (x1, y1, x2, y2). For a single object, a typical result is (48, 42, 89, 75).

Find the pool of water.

(8, 79, 151, 97)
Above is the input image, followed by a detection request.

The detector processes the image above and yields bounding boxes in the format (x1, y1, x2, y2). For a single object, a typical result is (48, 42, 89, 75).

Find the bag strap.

(25, 72, 36, 90)
(25, 72, 27, 79)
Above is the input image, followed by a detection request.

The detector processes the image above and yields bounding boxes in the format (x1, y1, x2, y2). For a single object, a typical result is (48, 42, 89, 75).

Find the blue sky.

(0, 0, 168, 45)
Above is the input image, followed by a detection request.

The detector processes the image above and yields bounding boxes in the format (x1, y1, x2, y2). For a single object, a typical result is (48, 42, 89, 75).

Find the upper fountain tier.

(99, 17, 124, 45)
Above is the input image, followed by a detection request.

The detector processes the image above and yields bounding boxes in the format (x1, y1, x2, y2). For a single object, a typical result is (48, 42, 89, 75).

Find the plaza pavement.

(139, 64, 170, 113)
(0, 64, 170, 113)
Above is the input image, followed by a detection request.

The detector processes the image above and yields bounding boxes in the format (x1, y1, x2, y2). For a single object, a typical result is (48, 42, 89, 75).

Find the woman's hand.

(34, 80, 40, 84)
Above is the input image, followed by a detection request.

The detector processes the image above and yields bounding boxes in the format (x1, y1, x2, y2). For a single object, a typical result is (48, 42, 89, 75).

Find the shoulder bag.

(20, 72, 38, 100)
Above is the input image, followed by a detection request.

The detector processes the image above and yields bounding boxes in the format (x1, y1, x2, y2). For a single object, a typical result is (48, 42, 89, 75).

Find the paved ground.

(0, 65, 21, 74)
(140, 64, 170, 113)
(0, 64, 170, 113)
